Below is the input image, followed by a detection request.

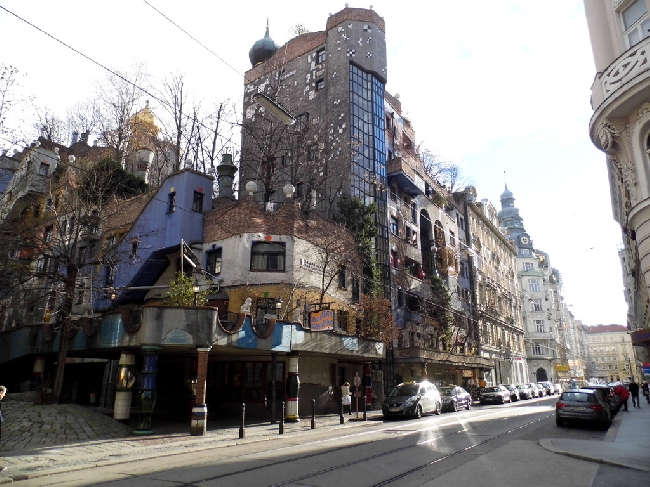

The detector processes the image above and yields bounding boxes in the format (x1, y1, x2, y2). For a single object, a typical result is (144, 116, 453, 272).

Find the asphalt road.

(13, 396, 647, 487)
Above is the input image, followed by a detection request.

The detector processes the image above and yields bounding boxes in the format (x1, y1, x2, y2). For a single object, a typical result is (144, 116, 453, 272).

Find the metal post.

(362, 395, 367, 421)
(270, 352, 277, 424)
(279, 402, 285, 435)
(340, 397, 345, 424)
(311, 399, 316, 429)
(239, 403, 245, 439)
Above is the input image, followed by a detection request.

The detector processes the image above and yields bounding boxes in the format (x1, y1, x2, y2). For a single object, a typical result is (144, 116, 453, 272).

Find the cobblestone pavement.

(0, 393, 379, 483)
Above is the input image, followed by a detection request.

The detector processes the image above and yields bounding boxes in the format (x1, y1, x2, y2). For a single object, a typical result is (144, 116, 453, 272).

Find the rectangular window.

(622, 0, 650, 47)
(192, 191, 204, 213)
(251, 241, 285, 272)
(523, 262, 534, 271)
(528, 279, 540, 292)
(391, 249, 398, 268)
(532, 299, 543, 311)
(33, 204, 41, 218)
(295, 112, 309, 131)
(105, 265, 115, 288)
(39, 163, 49, 176)
(352, 277, 360, 303)
(535, 320, 545, 333)
(77, 246, 87, 264)
(520, 248, 531, 255)
(316, 79, 325, 91)
(44, 225, 53, 243)
(449, 230, 456, 247)
(532, 343, 542, 355)
(411, 203, 417, 223)
(168, 192, 176, 213)
(36, 256, 49, 273)
(316, 48, 326, 64)
(338, 265, 346, 289)
(390, 216, 398, 235)
(206, 248, 222, 276)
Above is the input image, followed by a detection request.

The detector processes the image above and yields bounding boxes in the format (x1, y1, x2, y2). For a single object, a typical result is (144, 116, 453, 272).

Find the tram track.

(179, 405, 554, 487)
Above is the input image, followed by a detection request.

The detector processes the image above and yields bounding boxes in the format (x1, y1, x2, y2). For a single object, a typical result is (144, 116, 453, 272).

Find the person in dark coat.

(628, 379, 640, 408)
(614, 383, 630, 411)
(0, 385, 6, 472)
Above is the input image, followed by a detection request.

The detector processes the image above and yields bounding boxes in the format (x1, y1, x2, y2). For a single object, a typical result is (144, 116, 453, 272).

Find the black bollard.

(340, 397, 345, 424)
(362, 395, 367, 421)
(279, 402, 285, 435)
(311, 398, 316, 429)
(239, 403, 246, 439)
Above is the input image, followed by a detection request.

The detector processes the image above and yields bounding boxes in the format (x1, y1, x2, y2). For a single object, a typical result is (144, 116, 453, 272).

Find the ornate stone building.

(583, 0, 650, 367)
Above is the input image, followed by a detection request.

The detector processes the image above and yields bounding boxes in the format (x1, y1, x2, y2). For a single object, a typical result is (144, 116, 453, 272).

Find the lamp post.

(193, 279, 200, 307)
(276, 298, 283, 319)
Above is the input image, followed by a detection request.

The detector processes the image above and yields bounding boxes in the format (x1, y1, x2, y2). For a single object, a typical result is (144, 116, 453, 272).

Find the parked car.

(517, 384, 533, 400)
(555, 390, 612, 429)
(554, 383, 563, 394)
(581, 385, 621, 415)
(501, 384, 520, 402)
(538, 381, 555, 395)
(439, 386, 472, 412)
(527, 383, 543, 397)
(480, 385, 512, 404)
(382, 381, 442, 419)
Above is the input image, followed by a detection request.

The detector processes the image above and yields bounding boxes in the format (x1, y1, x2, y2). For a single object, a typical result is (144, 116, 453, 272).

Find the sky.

(0, 1, 626, 327)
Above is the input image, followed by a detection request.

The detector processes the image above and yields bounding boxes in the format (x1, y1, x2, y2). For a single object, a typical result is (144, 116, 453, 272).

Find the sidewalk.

(539, 397, 650, 472)
(0, 393, 381, 483)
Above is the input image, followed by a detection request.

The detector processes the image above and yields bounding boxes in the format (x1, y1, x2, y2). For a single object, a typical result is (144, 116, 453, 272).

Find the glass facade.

(349, 64, 390, 297)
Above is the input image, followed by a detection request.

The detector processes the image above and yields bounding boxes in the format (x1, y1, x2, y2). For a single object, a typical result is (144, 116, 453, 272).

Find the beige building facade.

(584, 0, 650, 366)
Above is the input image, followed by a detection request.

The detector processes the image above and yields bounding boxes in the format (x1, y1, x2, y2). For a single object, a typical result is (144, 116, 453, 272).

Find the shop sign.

(462, 369, 473, 377)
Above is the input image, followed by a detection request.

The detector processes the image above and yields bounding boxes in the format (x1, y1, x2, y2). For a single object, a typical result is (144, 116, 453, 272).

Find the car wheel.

(453, 401, 458, 412)
(555, 416, 564, 427)
(465, 399, 471, 410)
(415, 405, 422, 419)
(435, 401, 442, 415)
(500, 396, 505, 404)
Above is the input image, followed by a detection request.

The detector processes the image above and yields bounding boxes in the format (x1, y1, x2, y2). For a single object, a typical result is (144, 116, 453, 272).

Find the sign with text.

(310, 310, 334, 331)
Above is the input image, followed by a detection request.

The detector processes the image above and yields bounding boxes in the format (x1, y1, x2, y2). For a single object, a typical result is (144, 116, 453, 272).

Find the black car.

(439, 386, 472, 412)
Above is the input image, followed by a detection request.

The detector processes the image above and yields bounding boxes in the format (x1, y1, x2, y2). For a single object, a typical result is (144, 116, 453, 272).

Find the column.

(114, 352, 136, 422)
(134, 345, 160, 435)
(285, 352, 300, 422)
(190, 347, 211, 436)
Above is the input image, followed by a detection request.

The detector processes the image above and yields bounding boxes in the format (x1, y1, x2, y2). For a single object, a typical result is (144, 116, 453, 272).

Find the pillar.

(285, 352, 300, 422)
(114, 352, 136, 422)
(190, 347, 211, 436)
(133, 346, 160, 435)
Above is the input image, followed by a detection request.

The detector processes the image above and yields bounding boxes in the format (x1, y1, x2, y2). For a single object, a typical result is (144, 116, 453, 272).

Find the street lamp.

(276, 298, 283, 319)
(193, 279, 200, 307)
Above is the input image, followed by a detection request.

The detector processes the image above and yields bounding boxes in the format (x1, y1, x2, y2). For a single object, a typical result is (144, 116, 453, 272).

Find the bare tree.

(96, 65, 147, 164)
(419, 148, 471, 193)
(0, 64, 31, 150)
(32, 106, 66, 144)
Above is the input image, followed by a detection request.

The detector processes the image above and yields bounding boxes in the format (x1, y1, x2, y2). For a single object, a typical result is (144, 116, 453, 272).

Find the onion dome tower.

(249, 19, 280, 67)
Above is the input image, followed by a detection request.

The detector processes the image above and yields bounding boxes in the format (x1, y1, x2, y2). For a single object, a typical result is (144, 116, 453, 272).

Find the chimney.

(71, 131, 79, 144)
(217, 154, 237, 199)
(80, 132, 89, 144)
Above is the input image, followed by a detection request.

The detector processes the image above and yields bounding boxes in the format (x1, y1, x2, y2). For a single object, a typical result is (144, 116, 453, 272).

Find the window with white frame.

(534, 320, 545, 333)
(532, 343, 542, 355)
(622, 0, 650, 48)
(528, 279, 540, 292)
(523, 262, 534, 271)
(532, 298, 543, 311)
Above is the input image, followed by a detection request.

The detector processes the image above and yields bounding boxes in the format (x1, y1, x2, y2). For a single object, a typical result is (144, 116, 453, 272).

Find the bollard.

(362, 395, 367, 421)
(311, 399, 316, 430)
(279, 402, 285, 435)
(239, 403, 246, 439)
(340, 397, 345, 424)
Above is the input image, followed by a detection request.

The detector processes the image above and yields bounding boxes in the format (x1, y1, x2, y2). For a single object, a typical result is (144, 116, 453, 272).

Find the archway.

(536, 367, 548, 382)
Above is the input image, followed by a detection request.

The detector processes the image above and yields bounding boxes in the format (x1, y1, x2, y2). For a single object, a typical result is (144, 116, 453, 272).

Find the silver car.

(382, 381, 442, 418)
(480, 385, 512, 404)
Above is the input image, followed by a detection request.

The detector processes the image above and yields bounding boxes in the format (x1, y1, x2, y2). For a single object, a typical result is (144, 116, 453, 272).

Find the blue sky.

(0, 0, 626, 326)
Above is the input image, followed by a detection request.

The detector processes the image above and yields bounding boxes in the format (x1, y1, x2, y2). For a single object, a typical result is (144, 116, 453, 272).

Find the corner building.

(583, 0, 650, 367)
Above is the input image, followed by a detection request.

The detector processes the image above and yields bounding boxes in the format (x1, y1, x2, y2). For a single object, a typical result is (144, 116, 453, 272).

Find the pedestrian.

(0, 385, 6, 472)
(341, 382, 352, 415)
(628, 378, 640, 408)
(642, 381, 650, 404)
(613, 383, 630, 411)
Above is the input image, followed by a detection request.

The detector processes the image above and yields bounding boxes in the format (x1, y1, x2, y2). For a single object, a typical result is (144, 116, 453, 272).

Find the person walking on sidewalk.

(642, 381, 650, 404)
(341, 382, 352, 415)
(614, 383, 630, 411)
(629, 379, 640, 408)
(0, 385, 6, 472)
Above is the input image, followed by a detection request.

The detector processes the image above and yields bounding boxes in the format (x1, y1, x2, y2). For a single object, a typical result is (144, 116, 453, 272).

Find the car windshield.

(484, 387, 500, 392)
(439, 387, 454, 396)
(517, 385, 528, 389)
(389, 384, 419, 397)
